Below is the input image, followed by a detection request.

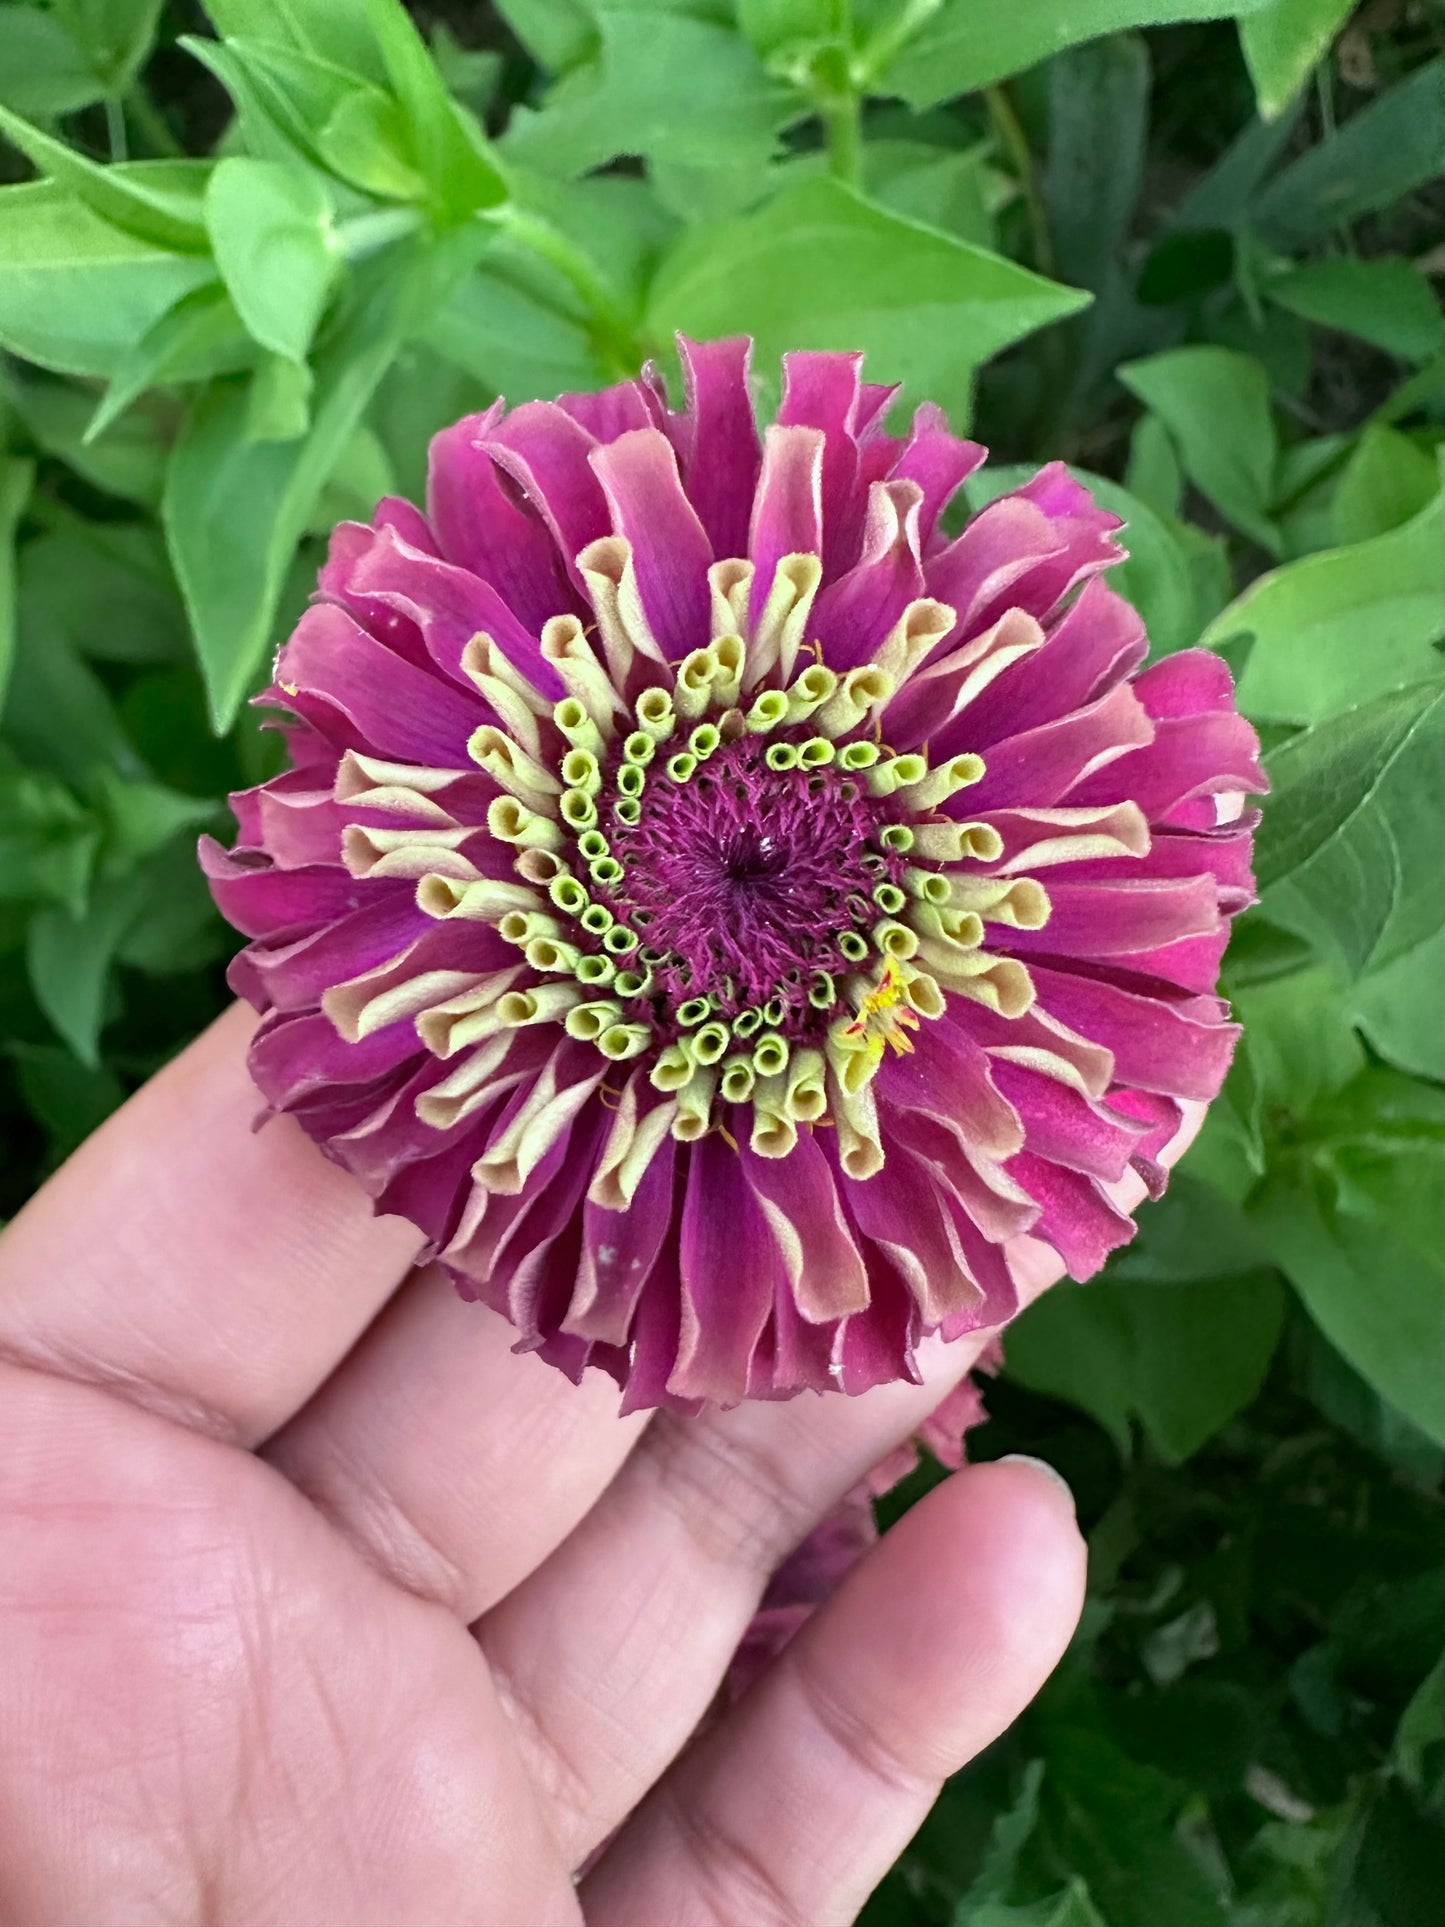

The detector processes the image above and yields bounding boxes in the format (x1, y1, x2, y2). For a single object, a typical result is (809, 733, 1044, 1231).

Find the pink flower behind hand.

(203, 339, 1263, 1412)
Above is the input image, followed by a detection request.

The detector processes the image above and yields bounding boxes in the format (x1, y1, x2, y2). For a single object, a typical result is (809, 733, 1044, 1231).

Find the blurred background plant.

(1, 1, 1443, 1918)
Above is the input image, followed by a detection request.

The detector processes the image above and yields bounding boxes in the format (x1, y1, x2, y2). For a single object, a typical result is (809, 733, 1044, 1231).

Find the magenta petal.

(813, 480, 926, 671)
(962, 579, 1146, 748)
(1070, 711, 1266, 817)
(1005, 874, 1221, 959)
(675, 335, 762, 559)
(619, 1248, 698, 1417)
(1007, 1150, 1136, 1277)
(924, 496, 1063, 637)
(322, 521, 559, 695)
(199, 838, 364, 938)
(842, 1133, 987, 1326)
(275, 604, 480, 766)
(738, 1129, 869, 1322)
(250, 1006, 423, 1104)
(571, 1131, 678, 1344)
(481, 401, 612, 589)
(1064, 821, 1258, 908)
(1030, 963, 1240, 1101)
(1134, 648, 1239, 718)
(777, 349, 868, 579)
(875, 1021, 1025, 1165)
(988, 1057, 1144, 1184)
(590, 427, 714, 656)
(955, 682, 1154, 810)
(748, 423, 825, 628)
(672, 1134, 774, 1404)
(556, 379, 658, 442)
(889, 402, 985, 548)
(237, 892, 432, 1011)
(427, 409, 578, 633)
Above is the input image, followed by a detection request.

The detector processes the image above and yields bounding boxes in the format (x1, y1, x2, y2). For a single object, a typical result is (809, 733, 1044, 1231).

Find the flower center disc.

(604, 734, 901, 1038)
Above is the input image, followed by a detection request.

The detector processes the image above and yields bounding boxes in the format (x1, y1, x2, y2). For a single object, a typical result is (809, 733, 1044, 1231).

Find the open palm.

(0, 1005, 1130, 1926)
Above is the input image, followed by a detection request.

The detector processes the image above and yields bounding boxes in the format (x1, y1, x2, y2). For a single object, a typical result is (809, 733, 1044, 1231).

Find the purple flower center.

(601, 733, 906, 1038)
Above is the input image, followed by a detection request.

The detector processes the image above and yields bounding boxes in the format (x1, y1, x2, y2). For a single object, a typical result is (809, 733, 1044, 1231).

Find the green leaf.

(50, 0, 164, 94)
(1332, 424, 1441, 549)
(1004, 1271, 1286, 1464)
(200, 0, 386, 83)
(197, 37, 425, 201)
(966, 1882, 1109, 1927)
(1329, 1781, 1445, 1927)
(0, 181, 214, 379)
(1118, 346, 1280, 554)
(94, 769, 219, 869)
(9, 1041, 125, 1165)
(960, 1760, 1045, 1911)
(0, 751, 98, 911)
(875, 0, 1273, 111)
(1207, 474, 1445, 724)
(1259, 675, 1445, 977)
(1232, 964, 1366, 1120)
(1044, 33, 1150, 298)
(164, 240, 440, 730)
(1255, 57, 1445, 245)
(1254, 1169, 1445, 1451)
(1255, 677, 1445, 890)
(204, 157, 337, 367)
(0, 452, 32, 710)
(1267, 256, 1445, 365)
(865, 139, 1001, 251)
(492, 0, 597, 74)
(424, 259, 608, 404)
(1239, 0, 1356, 120)
(0, 7, 103, 117)
(1170, 95, 1303, 232)
(25, 871, 143, 1062)
(18, 518, 187, 667)
(1352, 925, 1445, 1083)
(0, 107, 209, 252)
(361, 0, 506, 220)
(646, 176, 1089, 419)
(112, 835, 227, 974)
(7, 369, 167, 507)
(3, 616, 140, 788)
(86, 283, 255, 445)
(502, 1, 796, 179)
(1396, 1643, 1445, 1798)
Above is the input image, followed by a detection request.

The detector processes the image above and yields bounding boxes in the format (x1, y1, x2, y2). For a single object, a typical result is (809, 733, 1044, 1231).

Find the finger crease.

(0, 1333, 248, 1448)
(485, 1652, 600, 1861)
(631, 1415, 824, 1579)
(654, 1773, 813, 1927)
(788, 1639, 939, 1801)
(279, 1448, 473, 1617)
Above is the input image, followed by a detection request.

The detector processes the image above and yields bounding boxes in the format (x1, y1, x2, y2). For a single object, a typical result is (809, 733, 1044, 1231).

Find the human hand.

(0, 1004, 1189, 1926)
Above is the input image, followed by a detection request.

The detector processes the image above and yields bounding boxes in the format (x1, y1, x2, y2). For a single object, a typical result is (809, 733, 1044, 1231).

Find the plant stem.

(984, 82, 1055, 279)
(124, 82, 184, 158)
(494, 207, 648, 374)
(336, 207, 425, 262)
(104, 96, 128, 163)
(819, 85, 864, 187)
(855, 0, 943, 86)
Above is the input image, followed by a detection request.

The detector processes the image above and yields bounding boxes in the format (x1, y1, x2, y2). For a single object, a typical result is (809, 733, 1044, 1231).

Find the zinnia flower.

(203, 337, 1263, 1412)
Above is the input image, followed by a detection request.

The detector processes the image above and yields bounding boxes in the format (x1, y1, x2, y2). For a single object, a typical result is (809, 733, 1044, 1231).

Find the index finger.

(0, 1003, 421, 1445)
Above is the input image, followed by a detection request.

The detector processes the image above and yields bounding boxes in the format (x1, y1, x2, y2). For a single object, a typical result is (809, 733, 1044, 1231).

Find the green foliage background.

(2, 0, 1444, 1917)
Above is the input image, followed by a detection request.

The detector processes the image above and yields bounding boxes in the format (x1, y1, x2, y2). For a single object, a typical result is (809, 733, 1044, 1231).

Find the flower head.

(203, 338, 1264, 1411)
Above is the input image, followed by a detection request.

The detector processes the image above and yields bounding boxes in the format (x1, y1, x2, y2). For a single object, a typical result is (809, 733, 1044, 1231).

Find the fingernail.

(996, 1454, 1076, 1512)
